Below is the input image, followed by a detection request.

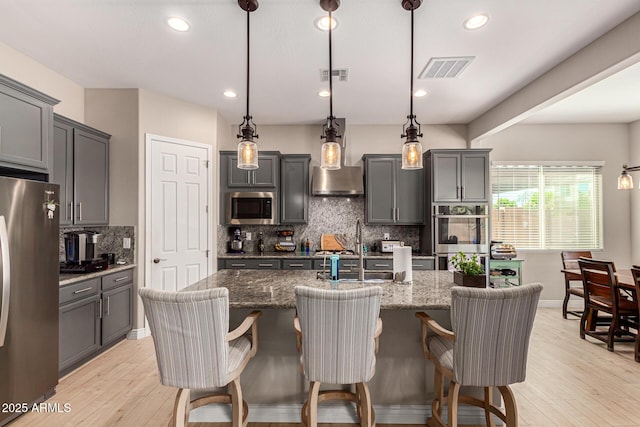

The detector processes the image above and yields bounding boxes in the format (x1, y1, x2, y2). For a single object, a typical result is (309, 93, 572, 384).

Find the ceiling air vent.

(320, 68, 349, 82)
(418, 56, 474, 79)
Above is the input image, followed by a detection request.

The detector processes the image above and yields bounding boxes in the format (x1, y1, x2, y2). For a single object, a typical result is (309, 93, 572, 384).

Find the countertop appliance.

(1, 176, 59, 426)
(226, 191, 276, 225)
(490, 242, 517, 260)
(381, 240, 402, 253)
(227, 227, 244, 253)
(64, 230, 101, 264)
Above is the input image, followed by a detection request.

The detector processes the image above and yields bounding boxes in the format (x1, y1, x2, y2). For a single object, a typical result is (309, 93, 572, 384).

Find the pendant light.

(319, 0, 341, 170)
(400, 0, 423, 170)
(618, 164, 640, 189)
(236, 0, 259, 170)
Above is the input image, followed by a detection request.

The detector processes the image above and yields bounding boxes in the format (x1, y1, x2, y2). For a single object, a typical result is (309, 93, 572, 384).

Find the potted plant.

(449, 251, 486, 288)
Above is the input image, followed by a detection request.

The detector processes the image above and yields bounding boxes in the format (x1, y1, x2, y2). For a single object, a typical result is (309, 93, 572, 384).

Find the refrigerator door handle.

(0, 215, 11, 347)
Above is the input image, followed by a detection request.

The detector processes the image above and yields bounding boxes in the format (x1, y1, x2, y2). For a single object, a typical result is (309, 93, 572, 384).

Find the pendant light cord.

(328, 10, 334, 121)
(409, 8, 414, 119)
(246, 5, 250, 120)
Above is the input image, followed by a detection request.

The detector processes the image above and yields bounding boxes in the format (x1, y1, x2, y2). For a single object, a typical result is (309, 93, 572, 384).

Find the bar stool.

(416, 283, 542, 427)
(139, 287, 261, 427)
(294, 285, 383, 427)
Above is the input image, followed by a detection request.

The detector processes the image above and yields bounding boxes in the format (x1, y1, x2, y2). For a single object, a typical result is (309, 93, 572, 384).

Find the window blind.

(491, 164, 603, 250)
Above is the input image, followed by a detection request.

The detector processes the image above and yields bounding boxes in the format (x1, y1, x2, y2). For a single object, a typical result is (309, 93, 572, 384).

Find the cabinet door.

(59, 294, 101, 372)
(432, 153, 461, 202)
(52, 120, 74, 225)
(280, 155, 310, 224)
(0, 83, 53, 172)
(461, 152, 489, 202)
(365, 158, 396, 224)
(74, 129, 109, 225)
(252, 154, 279, 187)
(226, 155, 252, 187)
(102, 283, 133, 346)
(396, 159, 424, 224)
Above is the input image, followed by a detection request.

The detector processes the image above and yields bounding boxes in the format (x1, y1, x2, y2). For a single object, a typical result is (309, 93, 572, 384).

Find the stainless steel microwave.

(226, 191, 277, 225)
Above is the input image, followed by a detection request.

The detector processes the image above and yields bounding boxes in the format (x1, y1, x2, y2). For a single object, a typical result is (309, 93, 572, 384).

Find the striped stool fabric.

(140, 287, 261, 427)
(417, 282, 543, 427)
(295, 285, 383, 427)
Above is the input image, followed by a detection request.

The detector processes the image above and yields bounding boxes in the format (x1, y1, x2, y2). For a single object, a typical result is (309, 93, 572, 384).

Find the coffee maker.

(64, 231, 102, 264)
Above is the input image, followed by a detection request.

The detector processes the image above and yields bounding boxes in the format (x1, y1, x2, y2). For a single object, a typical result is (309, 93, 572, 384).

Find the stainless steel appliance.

(1, 176, 59, 426)
(490, 241, 517, 259)
(64, 230, 101, 264)
(380, 240, 402, 253)
(226, 191, 276, 225)
(433, 204, 489, 254)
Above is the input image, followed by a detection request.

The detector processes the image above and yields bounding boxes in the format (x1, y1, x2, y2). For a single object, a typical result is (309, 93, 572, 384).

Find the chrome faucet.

(355, 219, 365, 281)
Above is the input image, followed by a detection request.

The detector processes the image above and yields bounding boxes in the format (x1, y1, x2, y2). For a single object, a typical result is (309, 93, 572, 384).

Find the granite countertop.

(59, 264, 136, 287)
(218, 251, 435, 260)
(183, 269, 454, 310)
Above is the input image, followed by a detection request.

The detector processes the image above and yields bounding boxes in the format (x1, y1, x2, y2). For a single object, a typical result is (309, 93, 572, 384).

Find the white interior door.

(148, 135, 211, 291)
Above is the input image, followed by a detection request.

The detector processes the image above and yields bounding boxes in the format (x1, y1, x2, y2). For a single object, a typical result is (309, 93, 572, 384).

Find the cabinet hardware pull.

(78, 202, 82, 221)
(106, 296, 110, 316)
(98, 299, 103, 319)
(289, 263, 304, 267)
(231, 263, 246, 267)
(114, 276, 129, 282)
(375, 264, 389, 267)
(67, 202, 73, 221)
(73, 287, 93, 294)
(258, 263, 272, 267)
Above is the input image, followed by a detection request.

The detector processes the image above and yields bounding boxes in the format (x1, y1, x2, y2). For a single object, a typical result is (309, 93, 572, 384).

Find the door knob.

(153, 258, 166, 264)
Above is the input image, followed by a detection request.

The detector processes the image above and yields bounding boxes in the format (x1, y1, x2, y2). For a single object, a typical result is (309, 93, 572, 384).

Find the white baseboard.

(126, 328, 148, 340)
(189, 403, 488, 424)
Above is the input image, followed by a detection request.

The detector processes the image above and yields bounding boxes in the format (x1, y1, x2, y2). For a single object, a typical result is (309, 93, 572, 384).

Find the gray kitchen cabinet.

(222, 258, 281, 269)
(59, 269, 134, 375)
(363, 155, 424, 225)
(280, 154, 311, 224)
(313, 258, 361, 271)
(426, 149, 491, 203)
(282, 259, 312, 270)
(223, 151, 280, 188)
(0, 74, 58, 174)
(364, 258, 435, 270)
(52, 114, 110, 225)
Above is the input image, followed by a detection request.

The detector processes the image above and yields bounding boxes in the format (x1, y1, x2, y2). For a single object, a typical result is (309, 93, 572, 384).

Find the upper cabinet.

(426, 149, 491, 203)
(52, 114, 110, 226)
(225, 152, 279, 188)
(363, 155, 424, 225)
(0, 74, 59, 174)
(280, 154, 310, 224)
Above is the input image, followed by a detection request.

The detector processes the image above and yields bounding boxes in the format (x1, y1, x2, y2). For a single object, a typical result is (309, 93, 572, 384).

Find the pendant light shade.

(618, 170, 633, 190)
(320, 0, 342, 170)
(400, 0, 424, 170)
(236, 0, 259, 170)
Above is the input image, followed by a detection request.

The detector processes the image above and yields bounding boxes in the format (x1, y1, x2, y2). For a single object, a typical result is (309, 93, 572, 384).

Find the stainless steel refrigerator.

(0, 176, 59, 426)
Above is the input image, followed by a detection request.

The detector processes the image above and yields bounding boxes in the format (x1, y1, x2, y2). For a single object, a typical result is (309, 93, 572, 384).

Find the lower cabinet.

(59, 269, 134, 375)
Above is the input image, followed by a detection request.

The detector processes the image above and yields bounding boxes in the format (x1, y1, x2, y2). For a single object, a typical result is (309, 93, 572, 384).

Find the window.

(491, 163, 603, 250)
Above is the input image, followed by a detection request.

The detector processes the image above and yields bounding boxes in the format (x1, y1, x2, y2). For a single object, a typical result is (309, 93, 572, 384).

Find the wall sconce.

(618, 164, 640, 189)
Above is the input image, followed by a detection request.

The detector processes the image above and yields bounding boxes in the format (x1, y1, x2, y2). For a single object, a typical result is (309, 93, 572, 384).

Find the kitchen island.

(181, 269, 483, 424)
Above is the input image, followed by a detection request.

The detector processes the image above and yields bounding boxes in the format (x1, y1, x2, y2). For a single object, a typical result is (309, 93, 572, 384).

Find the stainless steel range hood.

(311, 118, 364, 196)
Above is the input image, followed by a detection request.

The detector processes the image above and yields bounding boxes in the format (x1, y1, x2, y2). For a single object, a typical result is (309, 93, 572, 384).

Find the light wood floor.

(10, 308, 640, 427)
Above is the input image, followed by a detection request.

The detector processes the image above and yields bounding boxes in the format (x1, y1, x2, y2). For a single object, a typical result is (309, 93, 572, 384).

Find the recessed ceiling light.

(224, 90, 237, 98)
(318, 90, 330, 97)
(167, 17, 190, 32)
(315, 16, 338, 31)
(414, 89, 427, 97)
(464, 13, 489, 30)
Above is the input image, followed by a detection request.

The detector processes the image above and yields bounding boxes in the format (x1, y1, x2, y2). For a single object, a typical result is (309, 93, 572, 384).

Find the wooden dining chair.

(630, 266, 640, 362)
(139, 287, 262, 427)
(561, 251, 592, 318)
(416, 283, 543, 427)
(578, 258, 637, 352)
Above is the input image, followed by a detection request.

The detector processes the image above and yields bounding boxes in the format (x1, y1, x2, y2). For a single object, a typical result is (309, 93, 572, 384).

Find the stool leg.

(356, 382, 373, 427)
(171, 388, 190, 427)
(447, 381, 461, 427)
(484, 387, 496, 427)
(432, 366, 444, 420)
(229, 377, 243, 427)
(307, 381, 321, 427)
(498, 385, 518, 427)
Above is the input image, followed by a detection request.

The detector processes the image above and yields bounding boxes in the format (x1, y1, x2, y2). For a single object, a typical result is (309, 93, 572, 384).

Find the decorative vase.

(453, 271, 487, 288)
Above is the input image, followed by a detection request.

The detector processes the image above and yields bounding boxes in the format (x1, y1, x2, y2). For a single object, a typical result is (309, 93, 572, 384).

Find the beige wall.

(84, 89, 139, 226)
(475, 123, 631, 302)
(630, 120, 640, 263)
(0, 42, 84, 121)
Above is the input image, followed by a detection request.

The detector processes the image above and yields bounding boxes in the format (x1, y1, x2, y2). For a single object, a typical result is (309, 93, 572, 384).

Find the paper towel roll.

(393, 246, 412, 283)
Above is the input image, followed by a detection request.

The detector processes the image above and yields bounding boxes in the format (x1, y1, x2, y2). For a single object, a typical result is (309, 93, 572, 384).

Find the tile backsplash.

(60, 225, 135, 264)
(218, 197, 420, 254)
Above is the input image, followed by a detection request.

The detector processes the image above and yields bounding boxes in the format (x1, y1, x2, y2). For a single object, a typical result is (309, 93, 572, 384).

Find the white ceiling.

(1, 0, 639, 126)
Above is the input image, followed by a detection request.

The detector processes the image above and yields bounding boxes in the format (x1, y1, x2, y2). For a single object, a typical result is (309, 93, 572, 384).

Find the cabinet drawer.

(102, 270, 134, 291)
(365, 259, 393, 270)
(412, 259, 435, 270)
(282, 259, 312, 270)
(224, 259, 281, 269)
(313, 259, 361, 271)
(60, 278, 100, 305)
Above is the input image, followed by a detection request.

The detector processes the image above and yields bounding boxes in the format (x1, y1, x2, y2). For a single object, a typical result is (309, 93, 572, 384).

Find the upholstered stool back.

(140, 287, 231, 389)
(451, 283, 543, 387)
(295, 286, 382, 384)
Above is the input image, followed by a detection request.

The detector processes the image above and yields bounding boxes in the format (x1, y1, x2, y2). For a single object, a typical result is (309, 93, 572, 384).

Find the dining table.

(561, 268, 635, 291)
